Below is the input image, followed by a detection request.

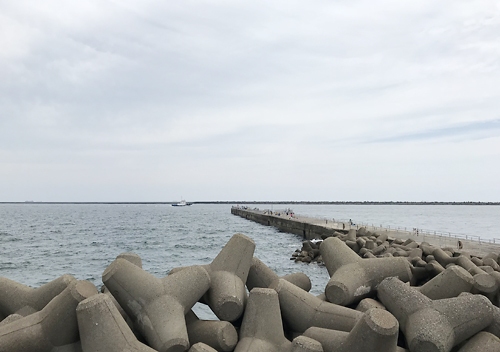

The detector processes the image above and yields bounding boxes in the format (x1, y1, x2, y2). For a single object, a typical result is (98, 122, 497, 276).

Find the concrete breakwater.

(2, 232, 500, 351)
(231, 207, 338, 240)
(231, 207, 500, 257)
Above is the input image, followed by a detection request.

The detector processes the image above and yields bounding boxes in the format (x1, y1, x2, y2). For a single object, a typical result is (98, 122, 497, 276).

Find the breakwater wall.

(231, 207, 338, 240)
(232, 207, 500, 257)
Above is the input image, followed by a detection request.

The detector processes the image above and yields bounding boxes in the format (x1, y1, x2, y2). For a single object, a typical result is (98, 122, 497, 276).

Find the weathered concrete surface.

(76, 293, 157, 352)
(185, 310, 238, 352)
(304, 308, 404, 352)
(291, 336, 323, 352)
(102, 259, 211, 352)
(270, 278, 362, 333)
(247, 257, 311, 292)
(417, 265, 474, 300)
(205, 233, 255, 322)
(0, 275, 76, 317)
(0, 280, 97, 352)
(320, 237, 412, 305)
(457, 332, 500, 352)
(378, 277, 494, 352)
(235, 288, 291, 352)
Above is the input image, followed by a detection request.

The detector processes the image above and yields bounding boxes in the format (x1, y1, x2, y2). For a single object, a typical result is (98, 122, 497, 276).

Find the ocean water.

(1, 203, 498, 317)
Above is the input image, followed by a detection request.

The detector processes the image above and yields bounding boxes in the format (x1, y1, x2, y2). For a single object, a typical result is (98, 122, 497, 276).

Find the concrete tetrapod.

(189, 343, 218, 352)
(457, 291, 500, 339)
(234, 288, 291, 352)
(303, 308, 406, 352)
(456, 332, 500, 352)
(76, 293, 156, 352)
(355, 298, 386, 312)
(417, 265, 474, 300)
(102, 258, 211, 352)
(205, 233, 255, 322)
(116, 252, 143, 267)
(320, 237, 412, 306)
(0, 275, 76, 317)
(455, 256, 498, 297)
(0, 313, 22, 327)
(0, 280, 97, 352)
(377, 277, 494, 352)
(101, 252, 142, 330)
(185, 310, 238, 352)
(269, 279, 362, 334)
(247, 257, 312, 292)
(291, 336, 323, 352)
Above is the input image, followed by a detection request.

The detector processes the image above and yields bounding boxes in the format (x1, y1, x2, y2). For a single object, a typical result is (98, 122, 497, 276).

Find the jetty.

(231, 206, 500, 257)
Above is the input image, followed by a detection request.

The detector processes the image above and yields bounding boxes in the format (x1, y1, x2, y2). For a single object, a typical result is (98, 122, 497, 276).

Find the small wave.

(0, 262, 18, 269)
(2, 236, 22, 242)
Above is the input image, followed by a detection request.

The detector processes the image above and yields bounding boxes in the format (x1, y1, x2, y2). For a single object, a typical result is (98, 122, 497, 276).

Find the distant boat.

(172, 200, 192, 207)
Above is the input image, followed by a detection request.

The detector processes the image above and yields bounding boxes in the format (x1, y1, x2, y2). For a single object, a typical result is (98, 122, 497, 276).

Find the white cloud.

(1, 0, 499, 201)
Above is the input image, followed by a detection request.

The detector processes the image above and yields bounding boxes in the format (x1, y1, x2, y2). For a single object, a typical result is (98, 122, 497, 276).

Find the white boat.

(172, 200, 192, 207)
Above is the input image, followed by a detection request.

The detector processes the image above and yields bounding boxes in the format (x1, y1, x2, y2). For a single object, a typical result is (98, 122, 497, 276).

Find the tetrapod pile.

(1, 232, 500, 352)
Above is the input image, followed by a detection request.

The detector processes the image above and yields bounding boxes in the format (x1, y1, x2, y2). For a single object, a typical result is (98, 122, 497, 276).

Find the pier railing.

(249, 208, 500, 245)
(320, 217, 499, 245)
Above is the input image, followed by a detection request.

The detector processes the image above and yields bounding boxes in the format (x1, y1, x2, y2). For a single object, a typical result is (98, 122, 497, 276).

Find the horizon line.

(1, 201, 499, 205)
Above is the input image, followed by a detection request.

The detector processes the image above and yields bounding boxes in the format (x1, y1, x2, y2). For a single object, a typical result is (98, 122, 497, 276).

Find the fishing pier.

(231, 206, 500, 257)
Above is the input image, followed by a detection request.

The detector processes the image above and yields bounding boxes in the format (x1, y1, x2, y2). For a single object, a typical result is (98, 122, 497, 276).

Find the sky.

(1, 1, 499, 202)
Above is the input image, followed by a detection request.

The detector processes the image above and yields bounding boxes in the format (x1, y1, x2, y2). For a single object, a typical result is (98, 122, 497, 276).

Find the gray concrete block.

(270, 278, 362, 333)
(76, 293, 156, 352)
(432, 248, 459, 267)
(247, 257, 311, 292)
(303, 308, 402, 352)
(0, 313, 23, 327)
(206, 233, 255, 322)
(483, 252, 499, 262)
(471, 257, 484, 267)
(420, 242, 437, 256)
(102, 285, 134, 329)
(483, 258, 500, 271)
(235, 288, 291, 352)
(0, 280, 97, 352)
(102, 252, 141, 331)
(51, 342, 82, 352)
(185, 310, 238, 352)
(410, 266, 430, 285)
(376, 233, 389, 245)
(457, 332, 500, 352)
(345, 229, 357, 242)
(102, 258, 211, 352)
(417, 265, 474, 300)
(320, 237, 412, 306)
(291, 336, 323, 352)
(0, 275, 76, 317)
(407, 248, 423, 260)
(456, 256, 498, 296)
(116, 252, 143, 267)
(189, 343, 219, 352)
(378, 277, 493, 352)
(355, 298, 386, 312)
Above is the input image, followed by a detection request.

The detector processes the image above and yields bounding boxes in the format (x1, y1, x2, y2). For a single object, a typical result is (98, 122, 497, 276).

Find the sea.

(1, 203, 498, 318)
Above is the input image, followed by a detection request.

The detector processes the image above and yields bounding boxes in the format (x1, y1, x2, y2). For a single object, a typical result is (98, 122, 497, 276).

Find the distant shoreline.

(1, 201, 499, 205)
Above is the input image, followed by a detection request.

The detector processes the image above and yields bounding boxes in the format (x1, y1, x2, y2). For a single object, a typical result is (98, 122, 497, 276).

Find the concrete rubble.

(1, 230, 500, 352)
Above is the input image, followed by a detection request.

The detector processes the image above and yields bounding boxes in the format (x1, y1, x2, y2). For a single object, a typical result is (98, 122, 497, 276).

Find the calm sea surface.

(1, 203, 498, 317)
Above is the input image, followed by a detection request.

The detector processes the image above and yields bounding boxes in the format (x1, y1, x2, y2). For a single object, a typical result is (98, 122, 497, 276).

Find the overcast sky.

(1, 1, 499, 202)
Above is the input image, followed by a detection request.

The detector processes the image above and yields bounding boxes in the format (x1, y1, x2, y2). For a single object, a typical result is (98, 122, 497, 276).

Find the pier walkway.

(231, 207, 500, 257)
